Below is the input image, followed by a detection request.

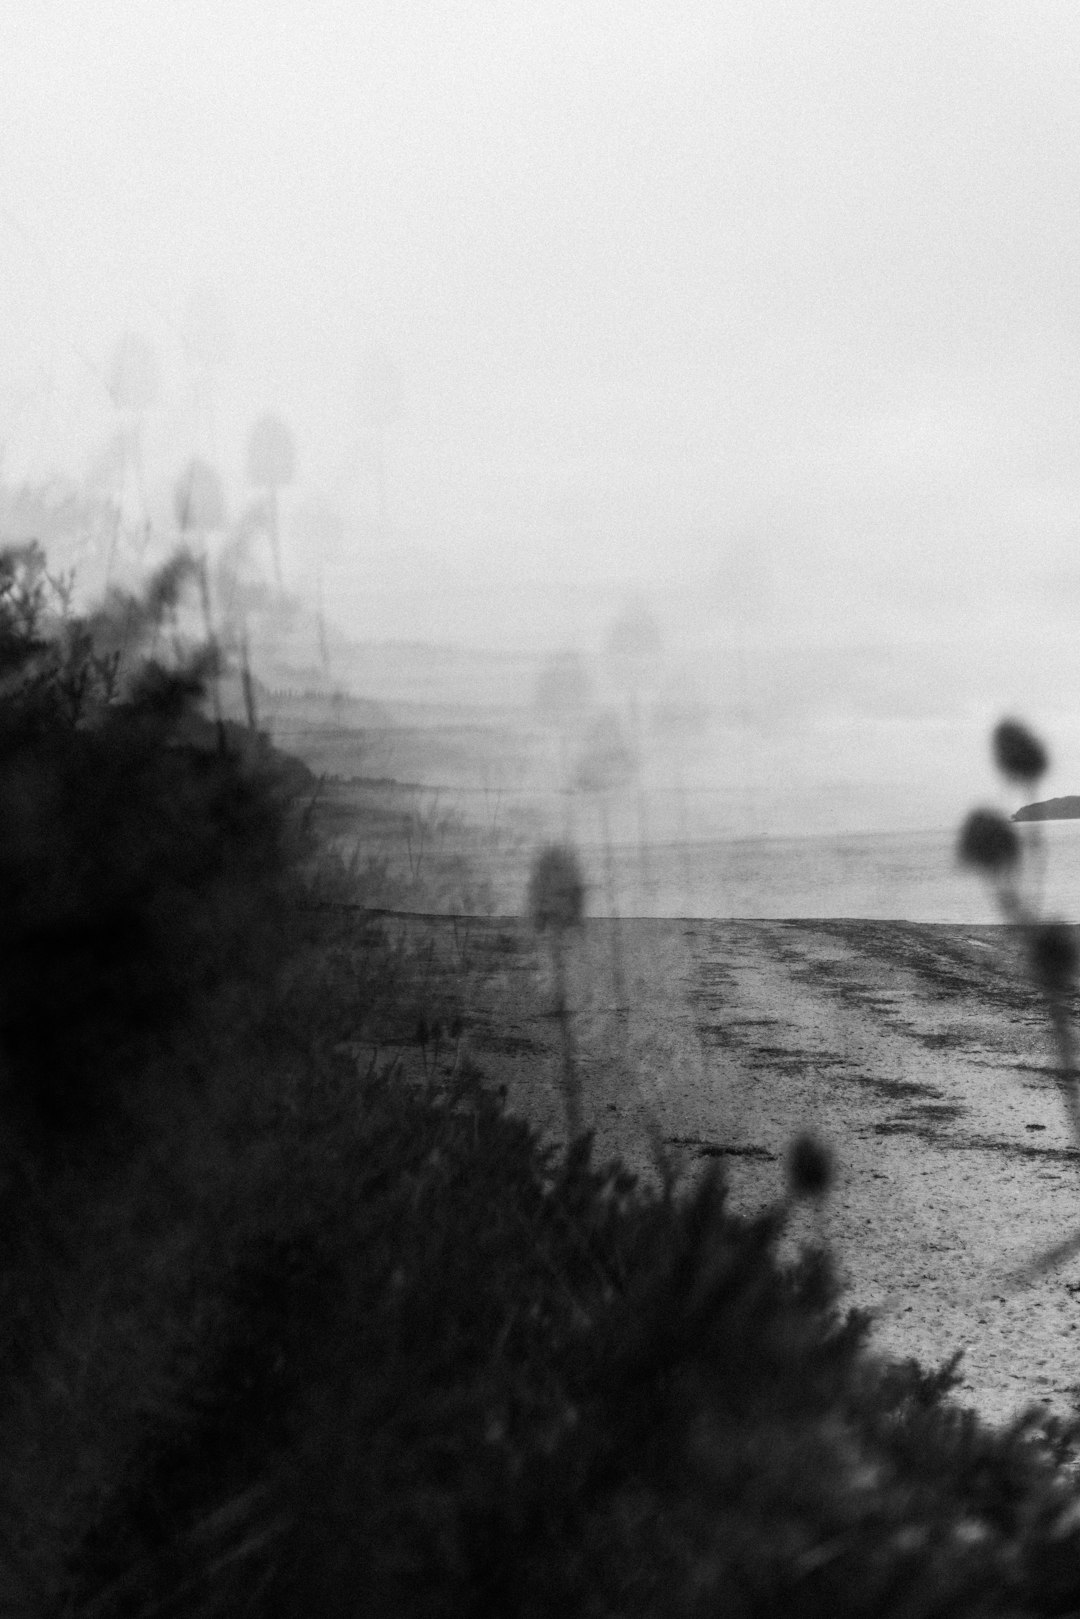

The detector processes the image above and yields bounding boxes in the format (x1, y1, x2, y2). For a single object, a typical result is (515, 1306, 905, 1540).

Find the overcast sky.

(2, 2, 1080, 833)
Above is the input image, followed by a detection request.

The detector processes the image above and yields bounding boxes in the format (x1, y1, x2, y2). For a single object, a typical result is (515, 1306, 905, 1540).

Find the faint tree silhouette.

(958, 718, 1080, 1286)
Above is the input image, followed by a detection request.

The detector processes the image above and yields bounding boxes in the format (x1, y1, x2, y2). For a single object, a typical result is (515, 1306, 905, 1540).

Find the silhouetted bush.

(0, 542, 314, 1151)
(13, 614, 1080, 1616)
(65, 1076, 1080, 1618)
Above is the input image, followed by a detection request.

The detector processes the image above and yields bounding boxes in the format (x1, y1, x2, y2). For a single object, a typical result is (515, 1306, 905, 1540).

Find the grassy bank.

(7, 548, 1080, 1615)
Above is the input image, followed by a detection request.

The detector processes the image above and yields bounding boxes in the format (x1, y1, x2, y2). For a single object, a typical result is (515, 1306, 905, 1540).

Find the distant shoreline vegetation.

(1014, 796, 1080, 821)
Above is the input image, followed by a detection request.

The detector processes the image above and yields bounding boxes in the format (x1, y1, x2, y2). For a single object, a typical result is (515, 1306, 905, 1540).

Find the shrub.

(959, 717, 1080, 1279)
(65, 1084, 1080, 1618)
(0, 542, 314, 1152)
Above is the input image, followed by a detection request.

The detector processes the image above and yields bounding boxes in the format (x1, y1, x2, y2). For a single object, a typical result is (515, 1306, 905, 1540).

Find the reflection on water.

(574, 821, 1080, 924)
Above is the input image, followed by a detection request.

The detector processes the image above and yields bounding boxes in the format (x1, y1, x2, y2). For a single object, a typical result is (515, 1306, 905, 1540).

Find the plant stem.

(551, 930, 581, 1141)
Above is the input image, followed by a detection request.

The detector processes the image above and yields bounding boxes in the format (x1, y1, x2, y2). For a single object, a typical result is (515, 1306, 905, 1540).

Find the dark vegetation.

(6, 546, 1080, 1614)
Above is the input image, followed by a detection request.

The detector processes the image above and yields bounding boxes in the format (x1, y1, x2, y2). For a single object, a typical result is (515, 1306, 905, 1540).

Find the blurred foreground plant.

(959, 718, 1080, 1281)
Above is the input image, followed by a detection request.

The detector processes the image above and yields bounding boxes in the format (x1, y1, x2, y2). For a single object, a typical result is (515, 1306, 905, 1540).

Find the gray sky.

(2, 2, 1080, 833)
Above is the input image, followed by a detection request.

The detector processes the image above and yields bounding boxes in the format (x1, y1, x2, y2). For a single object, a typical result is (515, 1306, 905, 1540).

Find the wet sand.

(451, 915, 1080, 1429)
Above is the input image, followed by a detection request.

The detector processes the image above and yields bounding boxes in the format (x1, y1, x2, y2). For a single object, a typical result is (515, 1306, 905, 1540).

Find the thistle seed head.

(993, 719, 1048, 783)
(786, 1132, 833, 1201)
(957, 809, 1020, 875)
(527, 844, 586, 932)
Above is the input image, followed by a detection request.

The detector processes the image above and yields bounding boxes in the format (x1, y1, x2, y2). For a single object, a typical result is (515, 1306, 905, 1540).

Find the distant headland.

(1013, 797, 1080, 822)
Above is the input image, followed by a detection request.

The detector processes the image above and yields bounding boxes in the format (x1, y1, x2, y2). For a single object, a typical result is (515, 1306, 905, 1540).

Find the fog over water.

(3, 4, 1080, 845)
(581, 822, 1080, 924)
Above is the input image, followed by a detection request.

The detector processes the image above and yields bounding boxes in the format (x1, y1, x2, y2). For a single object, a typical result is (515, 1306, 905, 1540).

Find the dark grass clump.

(957, 807, 1020, 878)
(527, 843, 585, 933)
(993, 718, 1049, 784)
(57, 1072, 1080, 1618)
(0, 543, 314, 1156)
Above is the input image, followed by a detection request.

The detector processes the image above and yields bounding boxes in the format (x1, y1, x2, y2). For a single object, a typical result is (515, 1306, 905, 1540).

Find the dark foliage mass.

(63, 1081, 1080, 1619)
(0, 543, 311, 1150)
(786, 1130, 833, 1201)
(993, 719, 1049, 784)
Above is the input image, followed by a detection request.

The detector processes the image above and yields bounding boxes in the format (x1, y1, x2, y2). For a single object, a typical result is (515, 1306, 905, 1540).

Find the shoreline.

(436, 914, 1080, 1428)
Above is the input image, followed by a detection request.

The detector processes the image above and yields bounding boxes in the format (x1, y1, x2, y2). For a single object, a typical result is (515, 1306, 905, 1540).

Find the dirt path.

(674, 920, 1080, 1427)
(457, 915, 1080, 1428)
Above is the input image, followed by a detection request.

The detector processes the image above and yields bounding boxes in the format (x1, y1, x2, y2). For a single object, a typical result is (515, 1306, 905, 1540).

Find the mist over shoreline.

(3, 5, 1080, 849)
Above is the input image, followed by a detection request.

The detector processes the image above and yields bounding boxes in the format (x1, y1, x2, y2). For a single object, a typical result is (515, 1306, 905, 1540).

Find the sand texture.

(445, 915, 1080, 1430)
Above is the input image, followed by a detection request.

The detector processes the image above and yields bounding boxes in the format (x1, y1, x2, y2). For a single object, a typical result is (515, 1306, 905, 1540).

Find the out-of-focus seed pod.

(1030, 922, 1078, 999)
(957, 809, 1020, 874)
(786, 1132, 833, 1201)
(527, 844, 585, 933)
(993, 719, 1048, 783)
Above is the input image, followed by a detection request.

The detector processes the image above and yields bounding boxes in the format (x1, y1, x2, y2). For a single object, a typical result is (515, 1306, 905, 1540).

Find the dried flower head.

(957, 809, 1020, 874)
(1030, 922, 1078, 998)
(527, 844, 586, 932)
(993, 719, 1048, 783)
(786, 1132, 833, 1201)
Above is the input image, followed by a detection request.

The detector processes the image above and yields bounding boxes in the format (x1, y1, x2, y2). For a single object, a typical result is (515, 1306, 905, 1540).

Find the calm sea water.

(575, 820, 1080, 924)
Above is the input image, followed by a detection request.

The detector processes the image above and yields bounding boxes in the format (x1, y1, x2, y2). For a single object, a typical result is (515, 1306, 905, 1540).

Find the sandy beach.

(424, 913, 1080, 1430)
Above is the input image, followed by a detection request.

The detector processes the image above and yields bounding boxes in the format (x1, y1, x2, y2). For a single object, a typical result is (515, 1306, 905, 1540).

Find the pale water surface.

(579, 820, 1080, 923)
